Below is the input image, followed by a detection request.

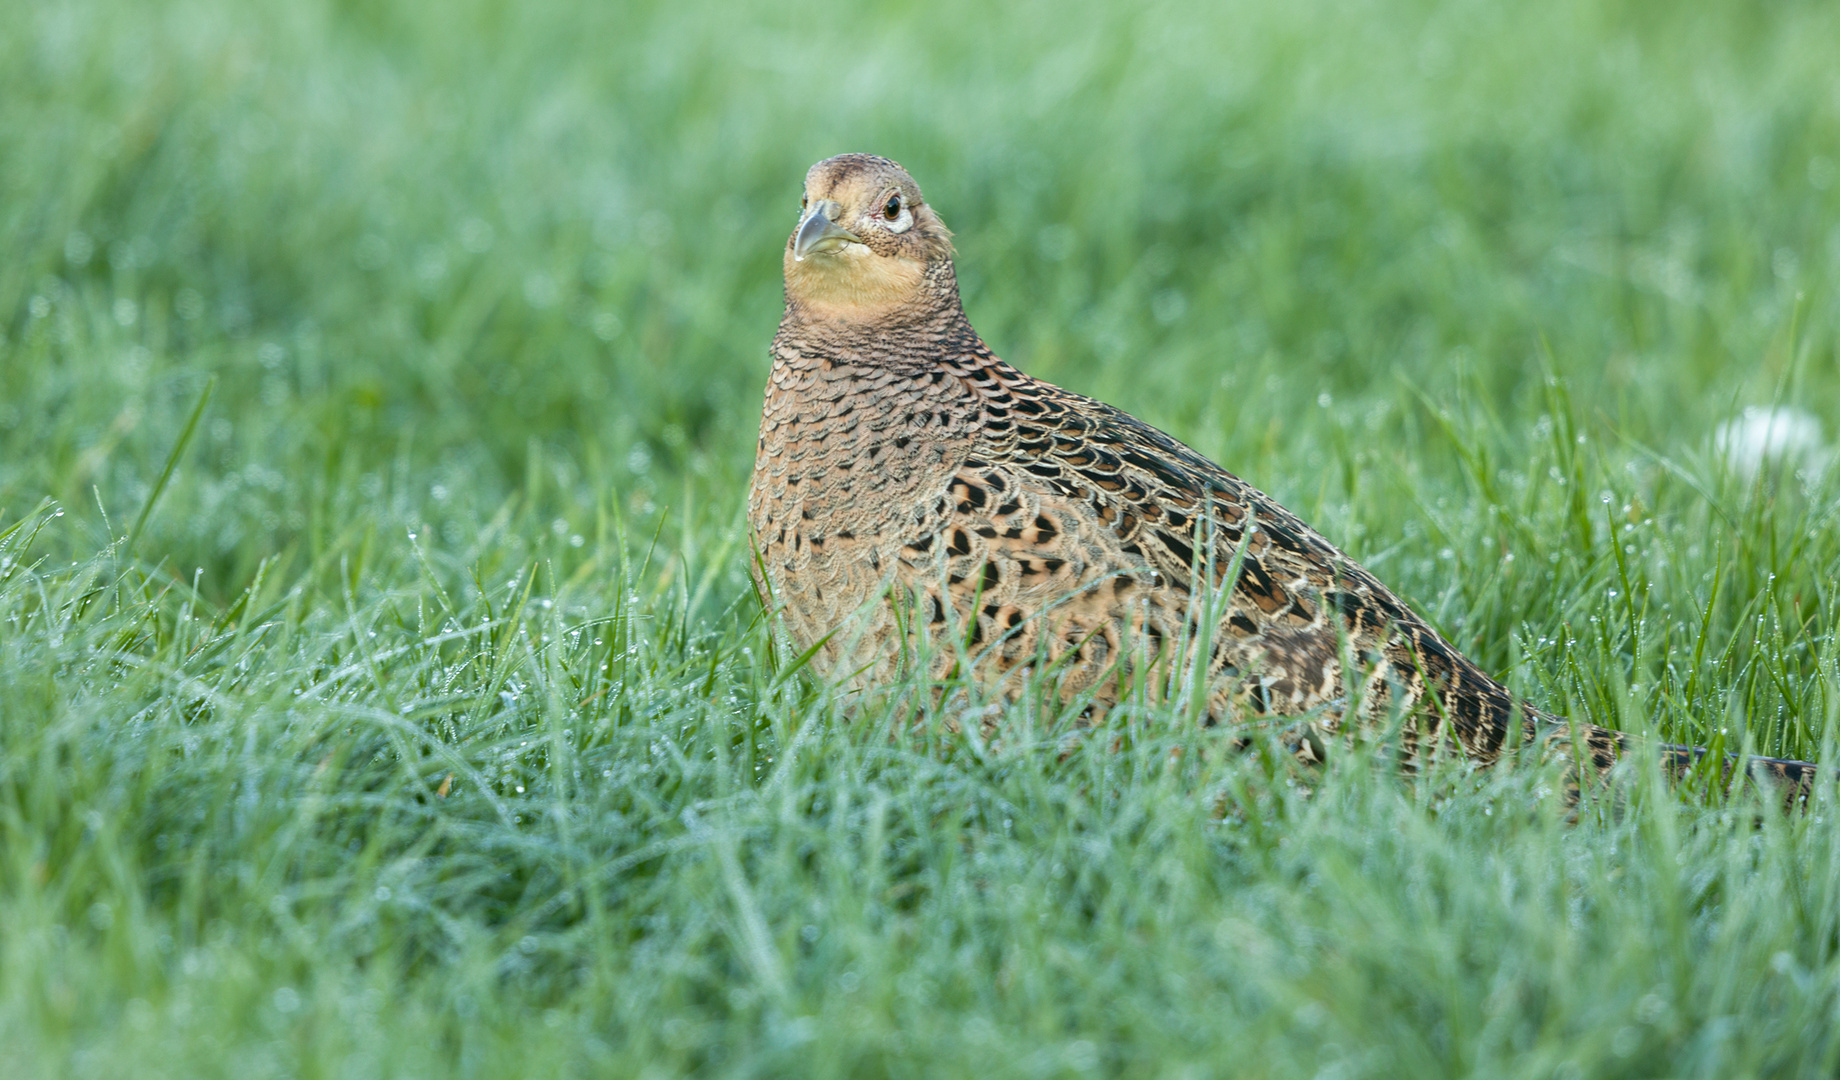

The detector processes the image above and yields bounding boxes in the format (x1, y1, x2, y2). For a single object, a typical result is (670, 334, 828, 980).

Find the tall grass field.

(5, 0, 1840, 1075)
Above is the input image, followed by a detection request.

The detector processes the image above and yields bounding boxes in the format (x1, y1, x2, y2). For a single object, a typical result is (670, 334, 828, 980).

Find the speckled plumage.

(748, 154, 1823, 803)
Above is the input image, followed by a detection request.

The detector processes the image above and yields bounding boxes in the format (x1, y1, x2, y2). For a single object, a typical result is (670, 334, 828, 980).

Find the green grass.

(6, 0, 1840, 1075)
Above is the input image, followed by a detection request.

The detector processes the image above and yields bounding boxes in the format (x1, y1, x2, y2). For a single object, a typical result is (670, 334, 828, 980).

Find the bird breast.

(748, 342, 981, 658)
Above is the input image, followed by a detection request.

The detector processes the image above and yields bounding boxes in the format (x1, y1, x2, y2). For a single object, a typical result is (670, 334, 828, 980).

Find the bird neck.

(776, 258, 980, 369)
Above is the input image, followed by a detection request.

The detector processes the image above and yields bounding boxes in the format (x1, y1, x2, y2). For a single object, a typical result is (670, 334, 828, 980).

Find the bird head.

(783, 154, 955, 321)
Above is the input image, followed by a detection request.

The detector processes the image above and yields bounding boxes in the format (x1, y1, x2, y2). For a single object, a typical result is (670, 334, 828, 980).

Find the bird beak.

(793, 199, 859, 261)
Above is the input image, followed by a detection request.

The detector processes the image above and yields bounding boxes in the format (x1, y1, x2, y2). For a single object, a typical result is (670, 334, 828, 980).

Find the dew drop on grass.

(65, 231, 94, 265)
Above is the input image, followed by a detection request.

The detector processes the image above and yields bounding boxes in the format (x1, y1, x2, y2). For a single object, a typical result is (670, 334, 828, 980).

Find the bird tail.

(1509, 708, 1824, 808)
(1655, 741, 1826, 806)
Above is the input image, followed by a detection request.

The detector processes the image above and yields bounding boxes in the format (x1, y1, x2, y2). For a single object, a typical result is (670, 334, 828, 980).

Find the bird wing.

(931, 364, 1542, 766)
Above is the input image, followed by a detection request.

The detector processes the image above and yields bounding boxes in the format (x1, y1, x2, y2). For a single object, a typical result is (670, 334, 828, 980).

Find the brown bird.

(748, 152, 1822, 802)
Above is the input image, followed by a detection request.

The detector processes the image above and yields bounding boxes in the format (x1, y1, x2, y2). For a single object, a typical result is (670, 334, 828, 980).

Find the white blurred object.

(1713, 406, 1827, 478)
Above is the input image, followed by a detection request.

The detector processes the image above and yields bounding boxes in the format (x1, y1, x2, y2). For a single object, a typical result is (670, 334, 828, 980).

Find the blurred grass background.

(4, 0, 1840, 1076)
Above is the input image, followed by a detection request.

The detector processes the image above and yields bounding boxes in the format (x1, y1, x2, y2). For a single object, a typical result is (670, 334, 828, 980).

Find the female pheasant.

(748, 153, 1823, 801)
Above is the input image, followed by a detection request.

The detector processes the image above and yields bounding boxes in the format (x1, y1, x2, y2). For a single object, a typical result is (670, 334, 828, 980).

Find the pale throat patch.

(784, 242, 927, 321)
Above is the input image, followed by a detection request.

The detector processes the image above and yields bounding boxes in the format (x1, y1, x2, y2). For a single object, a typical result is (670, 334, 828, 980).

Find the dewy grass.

(5, 0, 1840, 1075)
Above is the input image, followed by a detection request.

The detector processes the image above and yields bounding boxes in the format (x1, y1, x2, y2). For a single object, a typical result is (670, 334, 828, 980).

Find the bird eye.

(883, 196, 902, 220)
